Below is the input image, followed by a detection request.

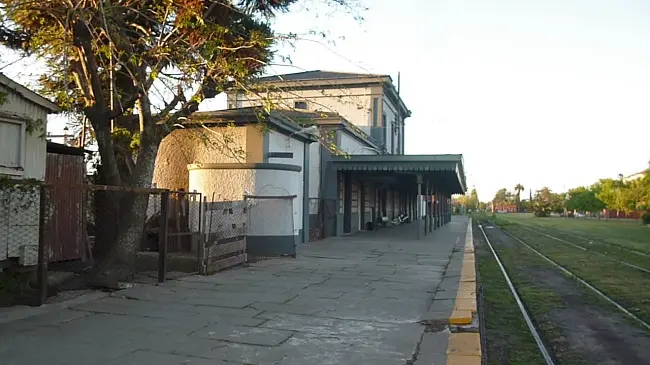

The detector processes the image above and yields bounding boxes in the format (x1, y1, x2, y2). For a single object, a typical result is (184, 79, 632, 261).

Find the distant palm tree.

(514, 184, 524, 212)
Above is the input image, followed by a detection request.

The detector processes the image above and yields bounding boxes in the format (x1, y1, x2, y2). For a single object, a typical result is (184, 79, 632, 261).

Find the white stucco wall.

(188, 166, 302, 237)
(266, 130, 305, 236)
(153, 125, 264, 190)
(233, 87, 375, 129)
(339, 132, 379, 155)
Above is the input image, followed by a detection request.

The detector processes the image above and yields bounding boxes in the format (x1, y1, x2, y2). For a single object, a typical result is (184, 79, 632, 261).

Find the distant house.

(0, 73, 60, 267)
(622, 170, 647, 183)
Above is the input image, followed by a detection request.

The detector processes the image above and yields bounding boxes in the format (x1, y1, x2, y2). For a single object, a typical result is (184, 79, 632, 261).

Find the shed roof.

(0, 73, 60, 113)
(330, 154, 467, 194)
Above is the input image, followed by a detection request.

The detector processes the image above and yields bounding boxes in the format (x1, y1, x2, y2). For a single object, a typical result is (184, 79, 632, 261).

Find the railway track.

(477, 223, 555, 365)
(478, 220, 650, 364)
(515, 225, 650, 275)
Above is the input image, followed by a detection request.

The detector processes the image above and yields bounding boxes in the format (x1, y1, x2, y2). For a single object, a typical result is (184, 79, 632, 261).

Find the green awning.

(330, 154, 466, 194)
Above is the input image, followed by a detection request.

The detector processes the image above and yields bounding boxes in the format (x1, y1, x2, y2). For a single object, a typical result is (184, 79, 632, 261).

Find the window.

(0, 119, 26, 175)
(294, 101, 308, 110)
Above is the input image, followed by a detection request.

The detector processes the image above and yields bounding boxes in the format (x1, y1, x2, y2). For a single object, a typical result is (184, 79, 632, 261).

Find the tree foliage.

(467, 188, 479, 210)
(0, 0, 359, 283)
(567, 186, 605, 213)
(514, 183, 523, 212)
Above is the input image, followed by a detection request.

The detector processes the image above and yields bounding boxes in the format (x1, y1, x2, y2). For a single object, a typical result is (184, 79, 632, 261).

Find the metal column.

(424, 183, 429, 236)
(416, 174, 422, 240)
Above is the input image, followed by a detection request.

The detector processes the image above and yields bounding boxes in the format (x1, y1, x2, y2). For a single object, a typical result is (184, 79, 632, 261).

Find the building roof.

(622, 169, 648, 182)
(251, 70, 411, 118)
(330, 154, 467, 194)
(188, 107, 321, 143)
(256, 70, 388, 83)
(192, 107, 383, 151)
(0, 73, 60, 113)
(46, 141, 87, 156)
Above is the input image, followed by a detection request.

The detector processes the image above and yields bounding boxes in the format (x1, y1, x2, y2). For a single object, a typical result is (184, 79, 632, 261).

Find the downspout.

(302, 138, 312, 244)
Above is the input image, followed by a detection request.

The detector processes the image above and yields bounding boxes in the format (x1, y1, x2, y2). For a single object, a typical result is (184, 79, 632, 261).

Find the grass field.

(500, 213, 650, 254)
(475, 213, 650, 364)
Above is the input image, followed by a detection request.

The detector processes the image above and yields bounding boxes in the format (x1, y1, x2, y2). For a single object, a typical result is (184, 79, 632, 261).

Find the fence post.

(158, 190, 170, 283)
(198, 196, 206, 275)
(37, 184, 48, 306)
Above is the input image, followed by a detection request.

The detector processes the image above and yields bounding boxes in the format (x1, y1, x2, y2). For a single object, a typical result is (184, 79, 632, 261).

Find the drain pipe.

(302, 139, 312, 244)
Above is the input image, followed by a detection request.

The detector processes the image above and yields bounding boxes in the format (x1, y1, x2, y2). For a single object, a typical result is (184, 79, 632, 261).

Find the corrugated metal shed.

(44, 142, 86, 262)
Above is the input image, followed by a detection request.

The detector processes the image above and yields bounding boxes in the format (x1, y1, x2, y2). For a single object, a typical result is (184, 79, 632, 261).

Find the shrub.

(642, 211, 650, 225)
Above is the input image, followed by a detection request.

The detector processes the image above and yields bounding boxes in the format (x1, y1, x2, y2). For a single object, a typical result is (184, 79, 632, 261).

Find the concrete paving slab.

(104, 350, 230, 365)
(0, 217, 470, 365)
(191, 323, 294, 346)
(415, 332, 450, 365)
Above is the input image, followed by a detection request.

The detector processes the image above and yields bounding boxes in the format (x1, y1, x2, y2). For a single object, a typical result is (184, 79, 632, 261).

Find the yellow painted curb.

(460, 274, 476, 283)
(459, 280, 476, 292)
(461, 266, 476, 277)
(454, 298, 477, 313)
(449, 309, 473, 325)
(447, 219, 482, 365)
(447, 355, 481, 365)
(455, 289, 476, 299)
(447, 333, 481, 356)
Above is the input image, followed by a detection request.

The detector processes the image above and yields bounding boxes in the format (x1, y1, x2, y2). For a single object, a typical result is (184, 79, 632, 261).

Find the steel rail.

(499, 225, 650, 332)
(478, 223, 556, 365)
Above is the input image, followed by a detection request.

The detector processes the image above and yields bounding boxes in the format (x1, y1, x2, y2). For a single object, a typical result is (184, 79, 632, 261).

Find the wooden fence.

(199, 199, 247, 274)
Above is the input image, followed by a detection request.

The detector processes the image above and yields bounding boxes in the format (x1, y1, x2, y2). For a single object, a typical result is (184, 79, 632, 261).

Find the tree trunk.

(90, 132, 161, 286)
(88, 95, 163, 286)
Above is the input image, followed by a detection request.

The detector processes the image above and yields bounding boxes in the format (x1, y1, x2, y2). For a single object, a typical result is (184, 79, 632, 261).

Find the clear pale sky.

(3, 0, 650, 201)
(268, 0, 650, 201)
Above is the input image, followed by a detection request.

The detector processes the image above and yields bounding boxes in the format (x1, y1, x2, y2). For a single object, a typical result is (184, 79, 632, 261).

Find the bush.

(642, 211, 650, 225)
(534, 210, 550, 217)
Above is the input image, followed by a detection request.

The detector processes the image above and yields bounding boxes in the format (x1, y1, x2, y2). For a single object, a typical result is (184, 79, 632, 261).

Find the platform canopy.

(330, 154, 467, 194)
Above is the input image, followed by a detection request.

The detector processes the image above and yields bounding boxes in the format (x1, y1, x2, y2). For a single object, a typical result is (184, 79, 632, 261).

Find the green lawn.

(493, 215, 650, 326)
(499, 213, 650, 254)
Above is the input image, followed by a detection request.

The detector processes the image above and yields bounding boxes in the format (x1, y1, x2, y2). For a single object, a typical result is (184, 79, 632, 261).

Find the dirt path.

(476, 220, 650, 365)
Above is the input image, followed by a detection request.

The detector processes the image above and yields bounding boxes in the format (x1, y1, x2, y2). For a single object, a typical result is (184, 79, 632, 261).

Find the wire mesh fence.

(2, 181, 308, 305)
(0, 180, 42, 267)
(0, 181, 192, 305)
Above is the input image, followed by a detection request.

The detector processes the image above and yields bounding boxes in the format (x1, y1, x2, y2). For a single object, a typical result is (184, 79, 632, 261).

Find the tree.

(467, 188, 479, 211)
(1, 0, 357, 284)
(514, 184, 524, 212)
(596, 178, 627, 217)
(637, 169, 650, 211)
(493, 188, 508, 206)
(533, 186, 558, 217)
(567, 186, 605, 214)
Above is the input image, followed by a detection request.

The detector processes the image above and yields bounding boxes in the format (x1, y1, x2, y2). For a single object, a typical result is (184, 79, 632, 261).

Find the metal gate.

(199, 196, 247, 274)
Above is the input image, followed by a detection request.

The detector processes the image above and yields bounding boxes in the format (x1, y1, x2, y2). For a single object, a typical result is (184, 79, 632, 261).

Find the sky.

(2, 0, 650, 202)
(267, 0, 650, 201)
